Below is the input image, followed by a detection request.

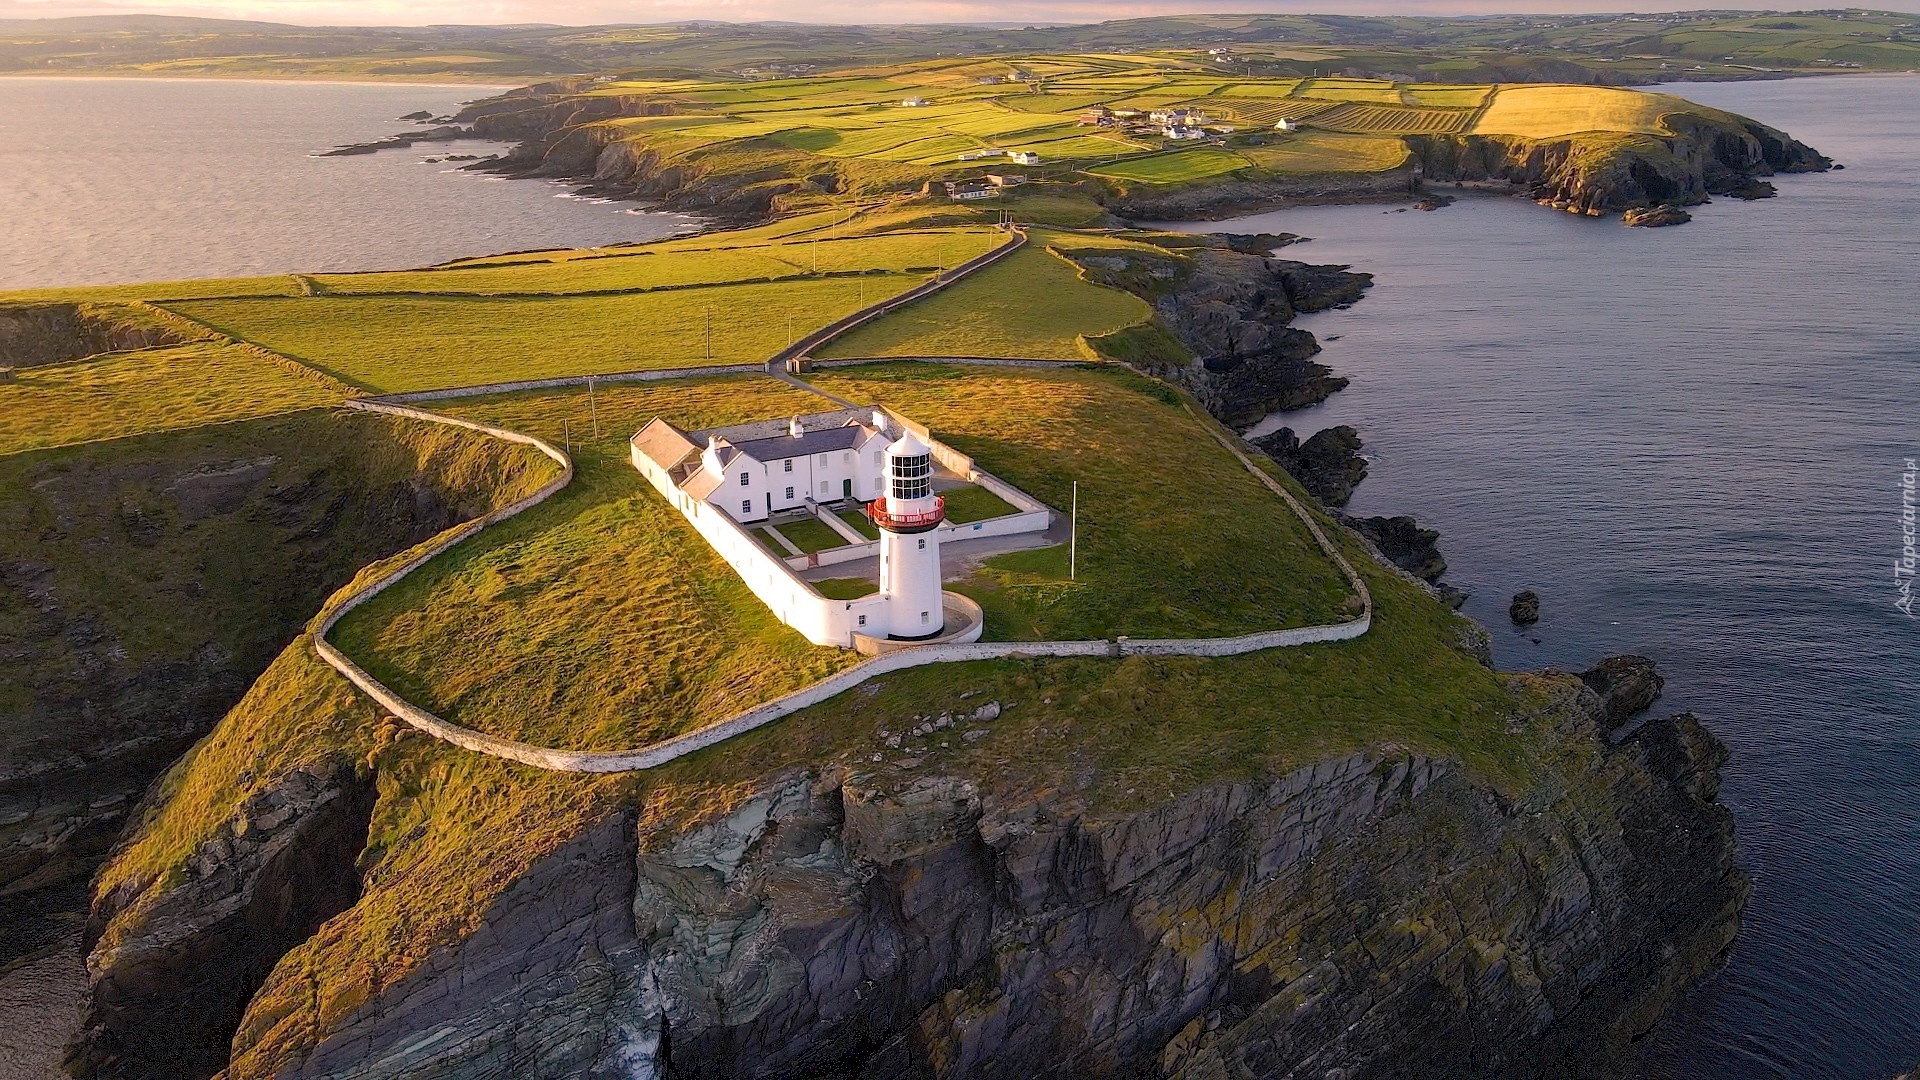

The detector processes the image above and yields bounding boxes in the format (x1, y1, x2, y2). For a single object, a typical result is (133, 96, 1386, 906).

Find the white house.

(1164, 125, 1205, 140)
(1275, 118, 1300, 132)
(900, 96, 929, 107)
(640, 409, 894, 524)
(1007, 150, 1041, 166)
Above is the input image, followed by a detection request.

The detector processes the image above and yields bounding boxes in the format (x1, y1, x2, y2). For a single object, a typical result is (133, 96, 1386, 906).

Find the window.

(738, 472, 749, 487)
(920, 611, 930, 624)
(819, 481, 828, 494)
(784, 486, 794, 500)
(889, 453, 932, 500)
(843, 453, 851, 464)
(917, 538, 925, 550)
(741, 500, 752, 515)
(784, 459, 793, 472)
(873, 451, 883, 466)
(857, 615, 867, 627)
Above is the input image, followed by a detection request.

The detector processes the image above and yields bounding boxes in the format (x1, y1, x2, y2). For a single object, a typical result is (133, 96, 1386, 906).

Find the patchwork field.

(1086, 149, 1249, 184)
(1469, 84, 1697, 138)
(814, 238, 1151, 360)
(1310, 103, 1476, 135)
(166, 275, 921, 393)
(1238, 131, 1411, 175)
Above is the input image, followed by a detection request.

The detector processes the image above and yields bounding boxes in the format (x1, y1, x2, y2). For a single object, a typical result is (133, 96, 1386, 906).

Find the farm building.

(1164, 125, 1205, 140)
(1275, 118, 1300, 132)
(985, 172, 1027, 187)
(1008, 151, 1041, 165)
(945, 179, 1000, 201)
(900, 96, 929, 107)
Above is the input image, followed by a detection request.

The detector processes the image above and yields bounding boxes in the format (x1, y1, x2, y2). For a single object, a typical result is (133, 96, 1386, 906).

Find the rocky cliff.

(1071, 241, 1372, 428)
(164, 657, 1742, 1080)
(1407, 111, 1829, 216)
(0, 412, 557, 989)
(0, 303, 192, 369)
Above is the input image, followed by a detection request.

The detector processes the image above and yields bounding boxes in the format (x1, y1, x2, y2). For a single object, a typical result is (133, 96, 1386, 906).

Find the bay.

(0, 77, 692, 291)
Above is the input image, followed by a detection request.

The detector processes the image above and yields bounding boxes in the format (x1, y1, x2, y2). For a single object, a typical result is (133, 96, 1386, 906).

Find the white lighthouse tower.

(870, 432, 946, 639)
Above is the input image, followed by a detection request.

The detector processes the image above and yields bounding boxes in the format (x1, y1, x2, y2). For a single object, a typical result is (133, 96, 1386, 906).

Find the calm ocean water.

(1161, 74, 1920, 1080)
(0, 78, 693, 290)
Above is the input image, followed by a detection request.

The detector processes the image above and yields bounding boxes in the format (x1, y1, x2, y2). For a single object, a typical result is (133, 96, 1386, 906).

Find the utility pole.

(705, 306, 713, 361)
(563, 418, 571, 454)
(787, 315, 794, 347)
(812, 238, 818, 273)
(587, 375, 599, 439)
(1069, 480, 1078, 580)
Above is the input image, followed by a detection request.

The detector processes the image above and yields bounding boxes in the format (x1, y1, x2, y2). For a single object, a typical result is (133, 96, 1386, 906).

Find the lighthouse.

(870, 432, 946, 639)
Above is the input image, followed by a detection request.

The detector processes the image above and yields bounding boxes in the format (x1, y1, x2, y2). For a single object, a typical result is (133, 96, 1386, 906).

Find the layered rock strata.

(148, 659, 1746, 1080)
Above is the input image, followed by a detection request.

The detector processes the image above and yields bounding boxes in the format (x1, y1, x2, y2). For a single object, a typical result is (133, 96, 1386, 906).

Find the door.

(843, 478, 853, 499)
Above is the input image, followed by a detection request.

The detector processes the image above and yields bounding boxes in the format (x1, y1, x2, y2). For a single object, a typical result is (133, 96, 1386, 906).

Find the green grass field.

(940, 483, 1018, 523)
(0, 342, 344, 455)
(316, 229, 1003, 296)
(165, 275, 927, 393)
(814, 364, 1355, 640)
(774, 515, 851, 553)
(814, 239, 1151, 361)
(1086, 149, 1250, 184)
(837, 506, 881, 538)
(331, 376, 861, 752)
(1470, 85, 1696, 138)
(1239, 131, 1411, 175)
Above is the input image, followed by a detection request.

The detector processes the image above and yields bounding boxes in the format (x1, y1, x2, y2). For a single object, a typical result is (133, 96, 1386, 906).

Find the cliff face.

(0, 413, 555, 993)
(1075, 244, 1371, 428)
(0, 303, 190, 369)
(201, 659, 1742, 1080)
(68, 763, 376, 1079)
(1409, 112, 1830, 215)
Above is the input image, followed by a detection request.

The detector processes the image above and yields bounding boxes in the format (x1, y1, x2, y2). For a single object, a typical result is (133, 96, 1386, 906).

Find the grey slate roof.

(730, 426, 869, 462)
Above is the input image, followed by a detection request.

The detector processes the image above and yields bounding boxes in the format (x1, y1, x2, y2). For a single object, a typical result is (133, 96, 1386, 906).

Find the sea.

(1155, 74, 1920, 1080)
(0, 77, 693, 291)
(0, 72, 1914, 1080)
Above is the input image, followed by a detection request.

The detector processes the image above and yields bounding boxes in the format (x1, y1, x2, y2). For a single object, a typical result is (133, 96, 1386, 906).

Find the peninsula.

(0, 35, 1835, 1080)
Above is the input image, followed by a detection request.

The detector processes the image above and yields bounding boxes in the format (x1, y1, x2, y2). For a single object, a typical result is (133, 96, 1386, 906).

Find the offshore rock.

(1345, 514, 1447, 582)
(1510, 590, 1542, 625)
(1253, 426, 1367, 507)
(252, 661, 1746, 1080)
(1116, 247, 1371, 427)
(1622, 204, 1691, 227)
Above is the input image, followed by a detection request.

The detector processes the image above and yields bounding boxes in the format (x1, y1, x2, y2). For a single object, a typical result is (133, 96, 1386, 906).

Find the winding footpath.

(306, 229, 1375, 774)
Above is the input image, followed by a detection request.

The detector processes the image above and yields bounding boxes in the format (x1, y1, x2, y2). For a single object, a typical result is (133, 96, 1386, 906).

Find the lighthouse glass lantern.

(870, 433, 946, 639)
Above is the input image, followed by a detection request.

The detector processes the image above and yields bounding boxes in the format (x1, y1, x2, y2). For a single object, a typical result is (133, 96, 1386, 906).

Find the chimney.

(789, 416, 804, 438)
(871, 410, 889, 433)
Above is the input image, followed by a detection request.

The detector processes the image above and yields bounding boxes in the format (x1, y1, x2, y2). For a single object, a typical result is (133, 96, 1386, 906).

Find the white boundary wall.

(637, 404, 1053, 638)
(631, 436, 890, 646)
(304, 235, 1379, 777)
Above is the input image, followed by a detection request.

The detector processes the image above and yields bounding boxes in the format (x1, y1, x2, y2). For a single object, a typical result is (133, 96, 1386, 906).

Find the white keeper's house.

(663, 410, 894, 523)
(631, 405, 1052, 652)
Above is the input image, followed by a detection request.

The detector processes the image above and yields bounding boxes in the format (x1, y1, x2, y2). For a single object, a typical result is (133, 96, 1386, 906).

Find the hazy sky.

(0, 0, 1832, 28)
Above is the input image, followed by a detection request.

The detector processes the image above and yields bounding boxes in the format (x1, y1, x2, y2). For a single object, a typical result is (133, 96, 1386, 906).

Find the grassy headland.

(450, 54, 1825, 224)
